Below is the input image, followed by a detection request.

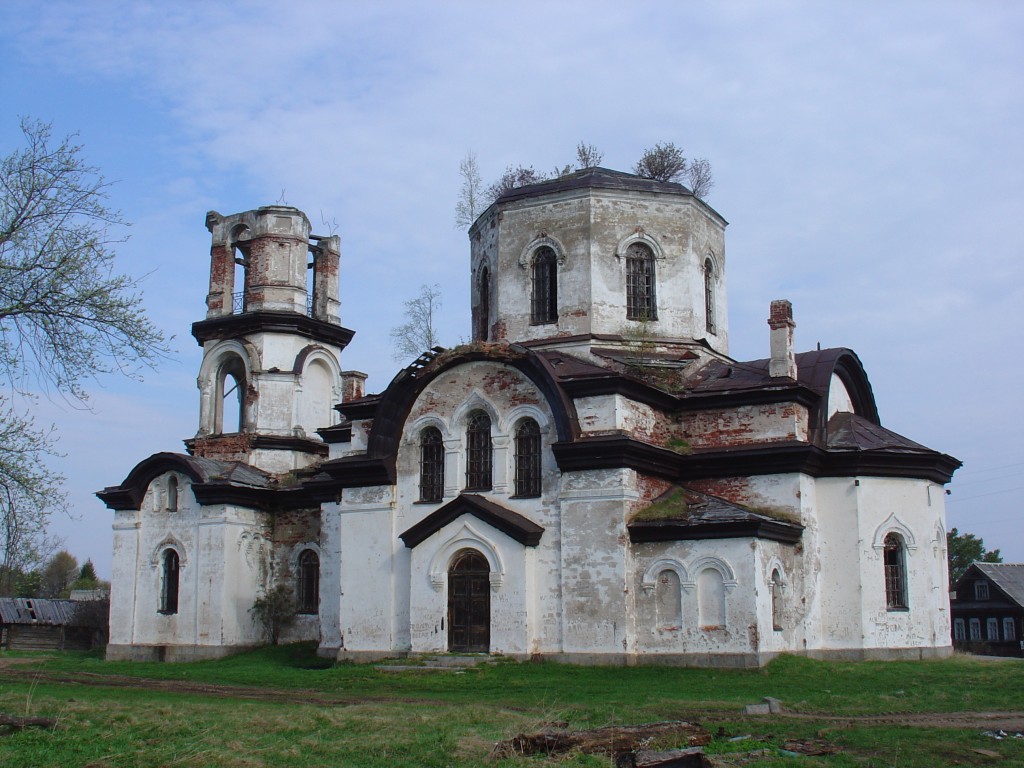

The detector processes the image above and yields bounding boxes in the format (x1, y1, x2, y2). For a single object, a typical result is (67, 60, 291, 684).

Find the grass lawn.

(1, 646, 1023, 766)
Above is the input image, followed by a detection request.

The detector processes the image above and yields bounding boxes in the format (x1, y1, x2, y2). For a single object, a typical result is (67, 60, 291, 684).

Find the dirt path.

(3, 662, 1024, 731)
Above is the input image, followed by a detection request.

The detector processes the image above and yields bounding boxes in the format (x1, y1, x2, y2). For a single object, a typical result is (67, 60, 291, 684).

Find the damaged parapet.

(768, 299, 797, 379)
(204, 206, 341, 325)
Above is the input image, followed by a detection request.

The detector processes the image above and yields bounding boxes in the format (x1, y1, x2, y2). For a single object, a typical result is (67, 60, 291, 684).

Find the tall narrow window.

(626, 243, 657, 320)
(419, 427, 444, 502)
(704, 257, 716, 334)
(1004, 617, 1016, 641)
(987, 617, 999, 641)
(167, 475, 179, 512)
(465, 411, 492, 491)
(297, 549, 320, 614)
(969, 618, 981, 640)
(770, 568, 784, 631)
(531, 246, 558, 324)
(513, 419, 542, 497)
(883, 533, 908, 610)
(476, 267, 491, 341)
(160, 549, 180, 615)
(953, 618, 966, 641)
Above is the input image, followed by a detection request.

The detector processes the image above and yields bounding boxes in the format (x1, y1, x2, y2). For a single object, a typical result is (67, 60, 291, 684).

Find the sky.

(1, 1, 1021, 579)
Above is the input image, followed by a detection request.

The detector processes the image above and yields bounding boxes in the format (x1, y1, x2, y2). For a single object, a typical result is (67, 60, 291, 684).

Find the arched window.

(167, 475, 179, 512)
(883, 533, 908, 610)
(770, 568, 784, 631)
(476, 267, 491, 341)
(626, 242, 657, 320)
(531, 246, 558, 324)
(697, 568, 726, 629)
(419, 427, 444, 502)
(513, 419, 542, 497)
(160, 549, 180, 615)
(704, 257, 716, 335)
(465, 411, 492, 491)
(656, 569, 682, 630)
(296, 549, 320, 614)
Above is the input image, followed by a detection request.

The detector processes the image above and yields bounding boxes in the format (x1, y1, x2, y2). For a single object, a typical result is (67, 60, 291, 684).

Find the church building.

(98, 168, 960, 665)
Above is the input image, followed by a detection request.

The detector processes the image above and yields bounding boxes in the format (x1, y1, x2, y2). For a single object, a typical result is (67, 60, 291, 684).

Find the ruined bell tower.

(186, 206, 354, 473)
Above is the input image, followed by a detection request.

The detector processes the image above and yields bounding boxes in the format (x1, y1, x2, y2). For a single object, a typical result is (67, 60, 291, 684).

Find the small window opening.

(160, 549, 180, 615)
(419, 427, 444, 502)
(770, 568, 784, 631)
(883, 533, 908, 611)
(704, 257, 716, 335)
(513, 419, 542, 497)
(975, 581, 990, 600)
(167, 475, 179, 512)
(465, 411, 492, 491)
(626, 242, 657, 320)
(296, 549, 320, 614)
(531, 246, 558, 325)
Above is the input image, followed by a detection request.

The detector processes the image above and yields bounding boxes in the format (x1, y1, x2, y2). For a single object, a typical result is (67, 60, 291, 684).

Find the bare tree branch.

(390, 284, 444, 360)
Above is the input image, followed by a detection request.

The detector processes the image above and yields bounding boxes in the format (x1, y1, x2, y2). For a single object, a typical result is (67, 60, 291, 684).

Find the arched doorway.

(448, 550, 490, 652)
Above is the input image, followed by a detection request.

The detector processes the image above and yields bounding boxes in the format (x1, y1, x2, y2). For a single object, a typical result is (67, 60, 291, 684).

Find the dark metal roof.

(826, 411, 933, 454)
(399, 494, 544, 548)
(628, 487, 804, 544)
(0, 598, 85, 626)
(972, 563, 1024, 607)
(494, 167, 696, 205)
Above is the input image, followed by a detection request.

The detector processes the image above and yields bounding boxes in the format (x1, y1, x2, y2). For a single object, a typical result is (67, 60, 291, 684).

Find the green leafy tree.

(947, 527, 1002, 587)
(0, 118, 169, 582)
(41, 549, 78, 598)
(250, 584, 296, 645)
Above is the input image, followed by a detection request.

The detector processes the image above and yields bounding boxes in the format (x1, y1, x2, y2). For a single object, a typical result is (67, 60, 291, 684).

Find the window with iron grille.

(883, 533, 908, 610)
(626, 242, 657, 320)
(160, 548, 180, 615)
(419, 427, 444, 502)
(513, 419, 542, 497)
(531, 247, 558, 324)
(296, 549, 320, 614)
(704, 257, 716, 334)
(465, 411, 492, 490)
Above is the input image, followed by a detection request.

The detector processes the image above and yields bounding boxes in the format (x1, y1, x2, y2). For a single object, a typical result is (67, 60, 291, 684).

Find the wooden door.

(448, 550, 490, 652)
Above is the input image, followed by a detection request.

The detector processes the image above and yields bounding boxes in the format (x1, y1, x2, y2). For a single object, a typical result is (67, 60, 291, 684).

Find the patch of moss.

(664, 437, 691, 454)
(630, 489, 689, 522)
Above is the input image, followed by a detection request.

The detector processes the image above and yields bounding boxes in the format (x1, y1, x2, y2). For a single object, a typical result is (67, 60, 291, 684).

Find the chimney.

(340, 370, 367, 402)
(768, 300, 797, 379)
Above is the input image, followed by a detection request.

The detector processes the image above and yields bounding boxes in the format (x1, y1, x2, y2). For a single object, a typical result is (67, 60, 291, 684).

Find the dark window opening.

(770, 569, 784, 631)
(475, 267, 491, 341)
(883, 533, 908, 610)
(513, 419, 542, 497)
(626, 242, 657, 320)
(296, 549, 320, 614)
(160, 549, 180, 615)
(465, 411, 492, 491)
(419, 427, 445, 502)
(975, 581, 990, 600)
(167, 475, 179, 512)
(704, 257, 716, 335)
(531, 246, 558, 325)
